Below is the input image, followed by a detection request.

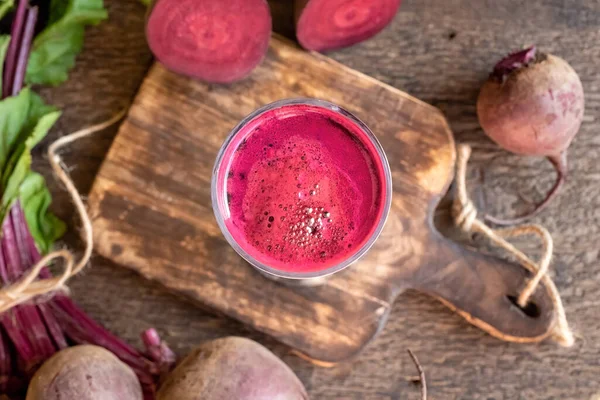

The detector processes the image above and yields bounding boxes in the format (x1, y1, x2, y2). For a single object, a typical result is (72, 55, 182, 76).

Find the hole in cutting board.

(506, 295, 541, 318)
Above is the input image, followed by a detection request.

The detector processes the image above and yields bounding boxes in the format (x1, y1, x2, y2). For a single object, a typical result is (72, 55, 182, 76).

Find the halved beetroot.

(295, 0, 401, 52)
(146, 0, 272, 84)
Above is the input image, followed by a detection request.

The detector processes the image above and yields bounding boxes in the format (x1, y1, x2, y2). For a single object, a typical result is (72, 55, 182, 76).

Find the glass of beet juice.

(212, 99, 392, 281)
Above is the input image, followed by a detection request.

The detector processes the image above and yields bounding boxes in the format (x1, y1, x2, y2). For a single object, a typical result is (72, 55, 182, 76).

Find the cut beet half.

(146, 0, 272, 84)
(295, 0, 401, 52)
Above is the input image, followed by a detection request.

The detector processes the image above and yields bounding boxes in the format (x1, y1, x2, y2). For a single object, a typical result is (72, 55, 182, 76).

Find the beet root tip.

(484, 152, 567, 226)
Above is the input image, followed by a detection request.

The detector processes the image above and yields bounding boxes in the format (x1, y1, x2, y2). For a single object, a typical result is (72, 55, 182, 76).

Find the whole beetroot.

(477, 47, 584, 225)
(26, 345, 143, 400)
(157, 337, 308, 400)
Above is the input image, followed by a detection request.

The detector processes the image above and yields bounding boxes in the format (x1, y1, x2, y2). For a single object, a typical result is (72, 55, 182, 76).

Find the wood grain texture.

(88, 36, 557, 363)
(33, 0, 600, 398)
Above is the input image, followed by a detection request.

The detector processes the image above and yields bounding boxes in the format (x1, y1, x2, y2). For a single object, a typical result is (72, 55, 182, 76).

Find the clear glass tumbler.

(212, 98, 393, 282)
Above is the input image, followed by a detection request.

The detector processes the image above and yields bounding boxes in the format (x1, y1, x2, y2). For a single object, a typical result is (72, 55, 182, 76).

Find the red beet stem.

(10, 207, 68, 351)
(142, 328, 177, 374)
(2, 0, 28, 98)
(484, 152, 567, 226)
(10, 207, 31, 269)
(295, 0, 401, 52)
(0, 328, 11, 393)
(146, 0, 272, 83)
(0, 230, 36, 368)
(1, 216, 56, 368)
(36, 303, 68, 350)
(10, 6, 37, 96)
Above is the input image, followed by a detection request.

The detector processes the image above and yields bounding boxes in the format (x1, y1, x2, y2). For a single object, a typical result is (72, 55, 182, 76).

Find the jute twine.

(0, 109, 128, 314)
(453, 144, 573, 347)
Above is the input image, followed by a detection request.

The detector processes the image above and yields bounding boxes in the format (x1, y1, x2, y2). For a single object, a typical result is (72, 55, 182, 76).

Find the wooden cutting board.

(88, 36, 556, 363)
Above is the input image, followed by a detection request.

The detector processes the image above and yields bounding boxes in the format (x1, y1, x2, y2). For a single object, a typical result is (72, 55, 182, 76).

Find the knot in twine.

(0, 110, 127, 314)
(452, 144, 573, 347)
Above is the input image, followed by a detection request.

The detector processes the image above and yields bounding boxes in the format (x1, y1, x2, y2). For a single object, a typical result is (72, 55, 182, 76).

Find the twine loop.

(452, 144, 573, 347)
(0, 109, 127, 314)
(453, 196, 477, 232)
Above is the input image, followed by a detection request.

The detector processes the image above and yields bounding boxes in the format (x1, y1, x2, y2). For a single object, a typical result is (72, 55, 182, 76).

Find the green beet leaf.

(0, 89, 64, 252)
(0, 88, 34, 174)
(0, 0, 14, 21)
(0, 89, 58, 178)
(19, 172, 66, 254)
(0, 35, 10, 96)
(2, 108, 61, 211)
(26, 0, 108, 86)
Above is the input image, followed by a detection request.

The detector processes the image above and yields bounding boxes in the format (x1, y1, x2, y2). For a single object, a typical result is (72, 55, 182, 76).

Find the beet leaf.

(0, 1, 14, 20)
(19, 173, 65, 254)
(25, 0, 107, 86)
(0, 88, 63, 254)
(0, 35, 9, 97)
(0, 88, 32, 173)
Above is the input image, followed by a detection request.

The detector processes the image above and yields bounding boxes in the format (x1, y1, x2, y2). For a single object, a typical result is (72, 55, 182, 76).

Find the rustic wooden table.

(37, 0, 600, 399)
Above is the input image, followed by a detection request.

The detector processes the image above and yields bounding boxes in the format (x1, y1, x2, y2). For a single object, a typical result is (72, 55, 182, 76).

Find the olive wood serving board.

(88, 36, 556, 363)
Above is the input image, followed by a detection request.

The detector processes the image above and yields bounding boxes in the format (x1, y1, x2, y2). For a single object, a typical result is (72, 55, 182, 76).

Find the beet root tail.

(484, 152, 567, 226)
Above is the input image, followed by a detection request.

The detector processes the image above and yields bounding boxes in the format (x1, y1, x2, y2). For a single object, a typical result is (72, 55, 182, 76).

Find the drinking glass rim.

(211, 98, 393, 280)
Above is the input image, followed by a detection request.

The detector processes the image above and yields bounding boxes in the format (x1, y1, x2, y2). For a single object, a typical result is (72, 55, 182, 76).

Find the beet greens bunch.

(0, 1, 173, 398)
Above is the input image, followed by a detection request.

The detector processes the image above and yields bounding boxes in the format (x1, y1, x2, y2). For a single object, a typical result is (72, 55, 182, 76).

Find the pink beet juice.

(212, 99, 392, 279)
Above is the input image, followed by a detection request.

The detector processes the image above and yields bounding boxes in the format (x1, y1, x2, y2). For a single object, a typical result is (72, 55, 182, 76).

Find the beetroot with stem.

(146, 0, 272, 84)
(0, 202, 176, 398)
(295, 0, 401, 52)
(477, 47, 584, 225)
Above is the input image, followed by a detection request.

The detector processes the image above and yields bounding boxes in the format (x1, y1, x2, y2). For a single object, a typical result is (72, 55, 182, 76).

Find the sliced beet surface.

(295, 0, 401, 52)
(146, 0, 272, 84)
